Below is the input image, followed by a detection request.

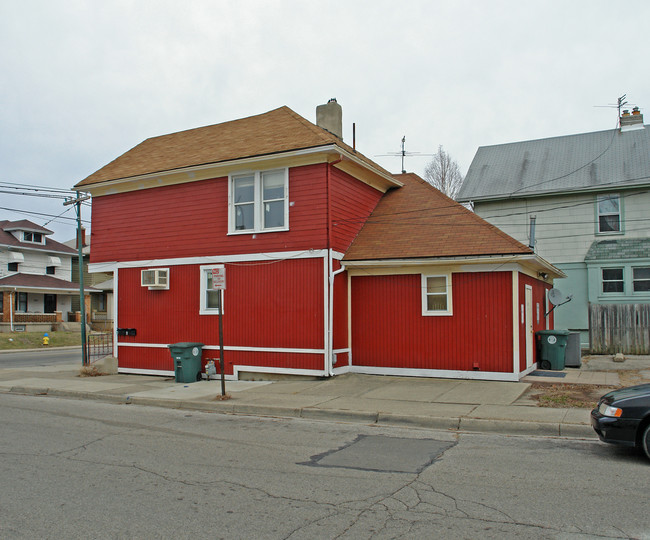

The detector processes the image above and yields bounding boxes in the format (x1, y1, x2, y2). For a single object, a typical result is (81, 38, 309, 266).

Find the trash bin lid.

(167, 342, 204, 348)
(535, 330, 570, 336)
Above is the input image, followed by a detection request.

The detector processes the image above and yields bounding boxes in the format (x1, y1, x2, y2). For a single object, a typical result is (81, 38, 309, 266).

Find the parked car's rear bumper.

(591, 409, 640, 447)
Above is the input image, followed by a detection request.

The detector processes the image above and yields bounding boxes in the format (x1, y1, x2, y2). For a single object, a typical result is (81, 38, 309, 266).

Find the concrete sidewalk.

(3, 358, 644, 440)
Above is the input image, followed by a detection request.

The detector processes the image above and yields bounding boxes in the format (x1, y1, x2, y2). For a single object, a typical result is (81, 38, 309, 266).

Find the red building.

(75, 102, 562, 381)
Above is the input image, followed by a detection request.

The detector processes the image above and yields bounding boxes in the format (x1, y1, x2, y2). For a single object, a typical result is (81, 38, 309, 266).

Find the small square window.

(422, 274, 452, 316)
(46, 266, 56, 275)
(8, 262, 18, 272)
(602, 268, 624, 293)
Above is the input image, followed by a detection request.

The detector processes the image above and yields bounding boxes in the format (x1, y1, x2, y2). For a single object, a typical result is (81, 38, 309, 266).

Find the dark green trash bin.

(168, 342, 204, 383)
(536, 330, 569, 370)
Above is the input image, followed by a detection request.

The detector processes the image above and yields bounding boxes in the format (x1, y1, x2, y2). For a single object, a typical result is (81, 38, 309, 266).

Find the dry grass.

(78, 365, 108, 377)
(212, 393, 232, 401)
(529, 383, 617, 408)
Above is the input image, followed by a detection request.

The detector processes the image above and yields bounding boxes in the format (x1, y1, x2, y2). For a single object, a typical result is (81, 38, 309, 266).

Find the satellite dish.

(548, 288, 565, 306)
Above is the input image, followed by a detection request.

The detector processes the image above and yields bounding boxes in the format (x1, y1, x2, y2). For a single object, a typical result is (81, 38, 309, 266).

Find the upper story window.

(46, 266, 56, 275)
(8, 262, 19, 272)
(23, 231, 44, 244)
(422, 274, 453, 316)
(602, 268, 624, 293)
(229, 169, 288, 234)
(597, 194, 621, 233)
(633, 267, 650, 292)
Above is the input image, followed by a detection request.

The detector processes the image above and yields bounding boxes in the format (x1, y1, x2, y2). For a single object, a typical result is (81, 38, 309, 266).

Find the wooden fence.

(589, 303, 650, 354)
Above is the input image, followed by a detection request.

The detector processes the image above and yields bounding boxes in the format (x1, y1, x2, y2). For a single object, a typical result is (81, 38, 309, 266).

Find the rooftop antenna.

(594, 94, 636, 127)
(376, 136, 433, 174)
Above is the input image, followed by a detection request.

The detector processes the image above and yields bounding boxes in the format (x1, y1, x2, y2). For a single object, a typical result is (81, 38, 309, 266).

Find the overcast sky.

(1, 0, 649, 240)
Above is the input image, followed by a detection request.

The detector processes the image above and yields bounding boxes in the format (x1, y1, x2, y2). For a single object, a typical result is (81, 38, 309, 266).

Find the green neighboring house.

(458, 108, 650, 353)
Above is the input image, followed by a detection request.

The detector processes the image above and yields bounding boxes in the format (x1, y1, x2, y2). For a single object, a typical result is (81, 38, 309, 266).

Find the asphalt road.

(0, 347, 82, 368)
(2, 393, 648, 539)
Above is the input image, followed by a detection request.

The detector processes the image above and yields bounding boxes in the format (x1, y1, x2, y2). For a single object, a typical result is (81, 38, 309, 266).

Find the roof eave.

(342, 253, 565, 279)
(458, 177, 650, 203)
(75, 144, 401, 195)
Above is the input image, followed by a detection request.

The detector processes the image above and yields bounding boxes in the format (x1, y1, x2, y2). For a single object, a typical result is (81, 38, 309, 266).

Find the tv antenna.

(594, 94, 637, 126)
(545, 288, 573, 317)
(376, 136, 433, 174)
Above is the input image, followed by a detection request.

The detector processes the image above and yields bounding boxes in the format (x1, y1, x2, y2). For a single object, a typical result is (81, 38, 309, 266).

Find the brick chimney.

(316, 98, 343, 139)
(620, 106, 644, 132)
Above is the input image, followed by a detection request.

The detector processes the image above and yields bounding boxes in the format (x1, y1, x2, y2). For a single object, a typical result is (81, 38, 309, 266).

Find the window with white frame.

(602, 268, 624, 293)
(422, 274, 452, 315)
(200, 265, 224, 314)
(633, 267, 650, 292)
(597, 194, 621, 233)
(230, 169, 288, 233)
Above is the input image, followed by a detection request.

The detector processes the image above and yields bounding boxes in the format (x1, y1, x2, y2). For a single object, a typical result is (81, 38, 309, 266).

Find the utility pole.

(64, 193, 91, 365)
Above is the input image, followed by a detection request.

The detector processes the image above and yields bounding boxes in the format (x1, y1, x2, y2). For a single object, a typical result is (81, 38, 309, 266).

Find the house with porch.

(0, 220, 80, 332)
(74, 101, 562, 381)
(458, 107, 650, 353)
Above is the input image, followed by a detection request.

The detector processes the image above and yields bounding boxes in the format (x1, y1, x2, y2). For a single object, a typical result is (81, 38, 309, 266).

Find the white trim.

(119, 367, 175, 376)
(232, 365, 328, 378)
(347, 365, 520, 382)
(117, 342, 325, 355)
(421, 273, 453, 316)
(9, 252, 25, 262)
(512, 271, 520, 375)
(518, 363, 538, 378)
(524, 285, 534, 370)
(88, 249, 327, 273)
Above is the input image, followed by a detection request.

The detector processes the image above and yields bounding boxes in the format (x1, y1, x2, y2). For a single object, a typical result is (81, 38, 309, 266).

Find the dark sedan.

(591, 384, 650, 460)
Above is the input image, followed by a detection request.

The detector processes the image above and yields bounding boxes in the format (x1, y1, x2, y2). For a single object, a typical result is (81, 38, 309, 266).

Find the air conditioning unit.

(141, 268, 169, 289)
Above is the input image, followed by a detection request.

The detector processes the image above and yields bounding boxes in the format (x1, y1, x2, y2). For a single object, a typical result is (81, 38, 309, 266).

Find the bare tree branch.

(423, 145, 464, 199)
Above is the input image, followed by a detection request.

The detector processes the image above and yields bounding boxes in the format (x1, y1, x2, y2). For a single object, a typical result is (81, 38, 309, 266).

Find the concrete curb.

(1, 385, 597, 440)
(0, 346, 81, 355)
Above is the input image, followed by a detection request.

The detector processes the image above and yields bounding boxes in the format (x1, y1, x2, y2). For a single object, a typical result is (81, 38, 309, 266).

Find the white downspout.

(328, 259, 346, 375)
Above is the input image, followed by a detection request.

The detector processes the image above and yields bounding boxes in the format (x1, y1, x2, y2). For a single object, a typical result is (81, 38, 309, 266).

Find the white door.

(525, 286, 534, 369)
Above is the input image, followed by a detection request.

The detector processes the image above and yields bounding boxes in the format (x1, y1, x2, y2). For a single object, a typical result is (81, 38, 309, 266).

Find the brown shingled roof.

(0, 273, 84, 291)
(76, 106, 391, 187)
(344, 173, 533, 260)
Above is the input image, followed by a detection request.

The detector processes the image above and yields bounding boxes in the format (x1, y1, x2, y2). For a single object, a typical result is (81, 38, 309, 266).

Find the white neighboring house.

(0, 219, 81, 332)
(458, 108, 650, 353)
(63, 228, 114, 330)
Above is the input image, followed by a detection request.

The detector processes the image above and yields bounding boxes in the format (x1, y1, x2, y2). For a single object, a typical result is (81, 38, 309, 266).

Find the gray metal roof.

(457, 124, 650, 202)
(585, 238, 650, 261)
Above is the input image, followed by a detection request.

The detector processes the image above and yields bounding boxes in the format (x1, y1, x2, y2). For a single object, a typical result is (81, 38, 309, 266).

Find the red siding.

(90, 164, 329, 263)
(330, 167, 384, 253)
(518, 273, 553, 372)
(351, 272, 514, 373)
(116, 258, 325, 373)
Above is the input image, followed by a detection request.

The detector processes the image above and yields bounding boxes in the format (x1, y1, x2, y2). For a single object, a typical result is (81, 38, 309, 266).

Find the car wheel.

(642, 424, 650, 460)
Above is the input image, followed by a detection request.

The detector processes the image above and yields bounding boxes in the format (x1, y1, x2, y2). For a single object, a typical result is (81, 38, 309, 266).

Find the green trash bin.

(168, 342, 204, 383)
(536, 330, 569, 370)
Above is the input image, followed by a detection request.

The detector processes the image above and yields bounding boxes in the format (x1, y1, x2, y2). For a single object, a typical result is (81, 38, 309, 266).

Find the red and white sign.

(211, 267, 226, 289)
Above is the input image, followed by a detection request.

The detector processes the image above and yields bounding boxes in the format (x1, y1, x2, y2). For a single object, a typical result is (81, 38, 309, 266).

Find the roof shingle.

(344, 173, 532, 261)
